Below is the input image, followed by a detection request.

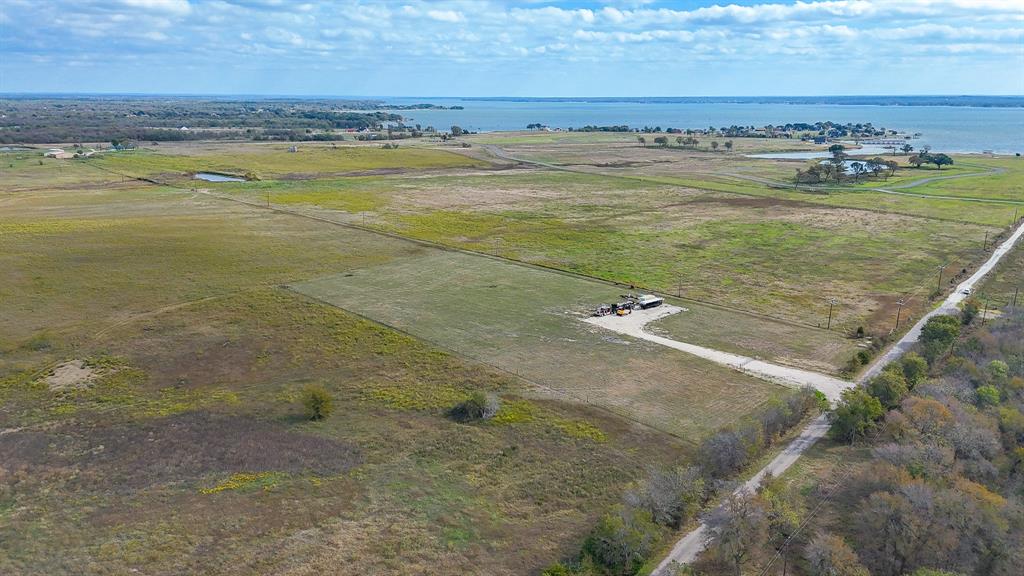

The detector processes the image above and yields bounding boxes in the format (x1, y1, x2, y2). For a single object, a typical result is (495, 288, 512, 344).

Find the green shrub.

(962, 298, 980, 325)
(900, 352, 929, 388)
(976, 385, 1000, 408)
(829, 388, 884, 443)
(302, 384, 333, 421)
(920, 315, 961, 362)
(452, 391, 500, 421)
(987, 360, 1009, 382)
(868, 368, 909, 409)
(583, 505, 661, 576)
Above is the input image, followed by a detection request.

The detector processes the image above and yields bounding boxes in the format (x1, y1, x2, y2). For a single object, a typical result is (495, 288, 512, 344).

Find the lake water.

(194, 172, 244, 182)
(819, 159, 892, 175)
(385, 98, 1024, 155)
(748, 145, 895, 160)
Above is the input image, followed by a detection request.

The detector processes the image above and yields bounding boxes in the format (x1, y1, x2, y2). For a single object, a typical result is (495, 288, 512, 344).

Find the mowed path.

(584, 306, 851, 404)
(648, 220, 1024, 574)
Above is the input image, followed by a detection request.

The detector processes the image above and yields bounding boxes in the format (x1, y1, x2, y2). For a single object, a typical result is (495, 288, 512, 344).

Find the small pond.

(819, 159, 890, 174)
(747, 145, 895, 159)
(194, 172, 245, 182)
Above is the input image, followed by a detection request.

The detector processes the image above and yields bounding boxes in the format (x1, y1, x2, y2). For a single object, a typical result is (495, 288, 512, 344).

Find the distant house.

(288, 145, 299, 153)
(44, 148, 73, 159)
(813, 136, 827, 144)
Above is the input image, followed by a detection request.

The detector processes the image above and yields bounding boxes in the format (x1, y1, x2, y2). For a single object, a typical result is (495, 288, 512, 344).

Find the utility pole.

(981, 301, 988, 325)
(983, 231, 988, 250)
(1014, 287, 1019, 308)
(936, 263, 948, 292)
(895, 298, 906, 330)
(677, 275, 683, 298)
(826, 297, 838, 330)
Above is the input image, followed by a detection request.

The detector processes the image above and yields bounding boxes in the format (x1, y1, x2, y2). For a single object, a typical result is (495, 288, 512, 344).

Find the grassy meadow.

(2, 133, 1019, 575)
(292, 250, 793, 440)
(1, 148, 783, 575)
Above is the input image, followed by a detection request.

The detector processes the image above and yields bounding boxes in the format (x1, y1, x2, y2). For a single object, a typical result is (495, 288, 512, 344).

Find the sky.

(1, 0, 1022, 96)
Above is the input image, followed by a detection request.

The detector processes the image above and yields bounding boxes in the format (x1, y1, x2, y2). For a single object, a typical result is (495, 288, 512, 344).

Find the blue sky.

(1, 0, 1022, 96)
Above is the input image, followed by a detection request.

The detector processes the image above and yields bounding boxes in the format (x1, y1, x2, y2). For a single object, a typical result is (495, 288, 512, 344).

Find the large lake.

(385, 98, 1024, 154)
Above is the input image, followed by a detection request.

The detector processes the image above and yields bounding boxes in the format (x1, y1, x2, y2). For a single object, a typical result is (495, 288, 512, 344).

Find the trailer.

(637, 294, 664, 309)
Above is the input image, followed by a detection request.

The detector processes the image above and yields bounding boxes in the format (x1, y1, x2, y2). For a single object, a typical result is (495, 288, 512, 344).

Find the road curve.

(584, 306, 852, 404)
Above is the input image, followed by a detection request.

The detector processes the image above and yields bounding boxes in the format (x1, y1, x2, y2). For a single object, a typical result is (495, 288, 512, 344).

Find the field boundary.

(75, 160, 841, 334)
(284, 287, 693, 443)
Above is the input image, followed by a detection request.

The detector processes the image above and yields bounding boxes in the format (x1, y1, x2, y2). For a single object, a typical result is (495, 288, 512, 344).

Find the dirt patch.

(1, 411, 362, 490)
(45, 360, 99, 391)
(687, 193, 822, 210)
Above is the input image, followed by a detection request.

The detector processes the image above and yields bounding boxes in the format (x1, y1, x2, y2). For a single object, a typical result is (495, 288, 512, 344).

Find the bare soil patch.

(1, 411, 362, 490)
(45, 360, 99, 391)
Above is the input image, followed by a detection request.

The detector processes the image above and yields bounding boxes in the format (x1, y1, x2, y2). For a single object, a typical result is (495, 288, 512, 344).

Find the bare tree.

(805, 533, 869, 576)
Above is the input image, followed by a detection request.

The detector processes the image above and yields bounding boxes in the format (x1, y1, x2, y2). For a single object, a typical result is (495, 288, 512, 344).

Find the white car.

(961, 288, 972, 295)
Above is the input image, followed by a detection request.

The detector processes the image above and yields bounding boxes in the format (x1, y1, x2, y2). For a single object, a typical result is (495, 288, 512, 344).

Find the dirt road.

(584, 306, 852, 404)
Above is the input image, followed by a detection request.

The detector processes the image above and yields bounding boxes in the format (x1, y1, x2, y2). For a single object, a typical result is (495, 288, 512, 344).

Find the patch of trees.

(908, 151, 954, 170)
(693, 307, 1024, 576)
(544, 387, 825, 575)
(0, 97, 408, 143)
(374, 103, 462, 110)
(795, 147, 898, 185)
(572, 125, 632, 132)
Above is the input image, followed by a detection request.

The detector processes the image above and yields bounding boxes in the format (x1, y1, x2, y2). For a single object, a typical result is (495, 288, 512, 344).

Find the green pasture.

(292, 250, 791, 441)
(90, 144, 486, 179)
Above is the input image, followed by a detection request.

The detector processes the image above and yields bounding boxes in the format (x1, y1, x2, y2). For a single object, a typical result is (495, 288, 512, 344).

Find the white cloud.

(119, 0, 192, 15)
(2, 0, 1021, 93)
(426, 9, 462, 23)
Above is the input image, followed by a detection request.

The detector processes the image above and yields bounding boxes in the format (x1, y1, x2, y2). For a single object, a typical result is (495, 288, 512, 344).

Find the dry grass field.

(2, 133, 1018, 575)
(0, 148, 783, 575)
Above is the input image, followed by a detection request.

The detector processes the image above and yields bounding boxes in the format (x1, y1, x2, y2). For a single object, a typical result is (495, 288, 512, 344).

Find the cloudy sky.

(1, 0, 1022, 96)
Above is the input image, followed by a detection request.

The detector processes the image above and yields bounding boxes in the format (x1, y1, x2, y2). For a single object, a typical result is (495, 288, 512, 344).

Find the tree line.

(542, 387, 827, 575)
(638, 135, 733, 152)
(692, 304, 1024, 576)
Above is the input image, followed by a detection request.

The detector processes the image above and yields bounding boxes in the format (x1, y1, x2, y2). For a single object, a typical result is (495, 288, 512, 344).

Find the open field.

(292, 250, 791, 440)
(902, 156, 1024, 200)
(3, 288, 685, 576)
(2, 157, 792, 575)
(51, 138, 1016, 343)
(4, 132, 1019, 575)
(91, 142, 487, 179)
(975, 238, 1024, 309)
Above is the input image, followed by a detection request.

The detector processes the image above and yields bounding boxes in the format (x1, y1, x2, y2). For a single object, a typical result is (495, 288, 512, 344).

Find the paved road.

(645, 220, 1024, 574)
(584, 306, 852, 404)
(887, 166, 1005, 189)
(490, 141, 1024, 571)
(861, 219, 1024, 380)
(652, 415, 831, 575)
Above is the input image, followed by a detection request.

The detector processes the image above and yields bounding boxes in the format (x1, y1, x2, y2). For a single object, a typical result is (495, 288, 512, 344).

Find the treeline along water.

(387, 97, 1024, 154)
